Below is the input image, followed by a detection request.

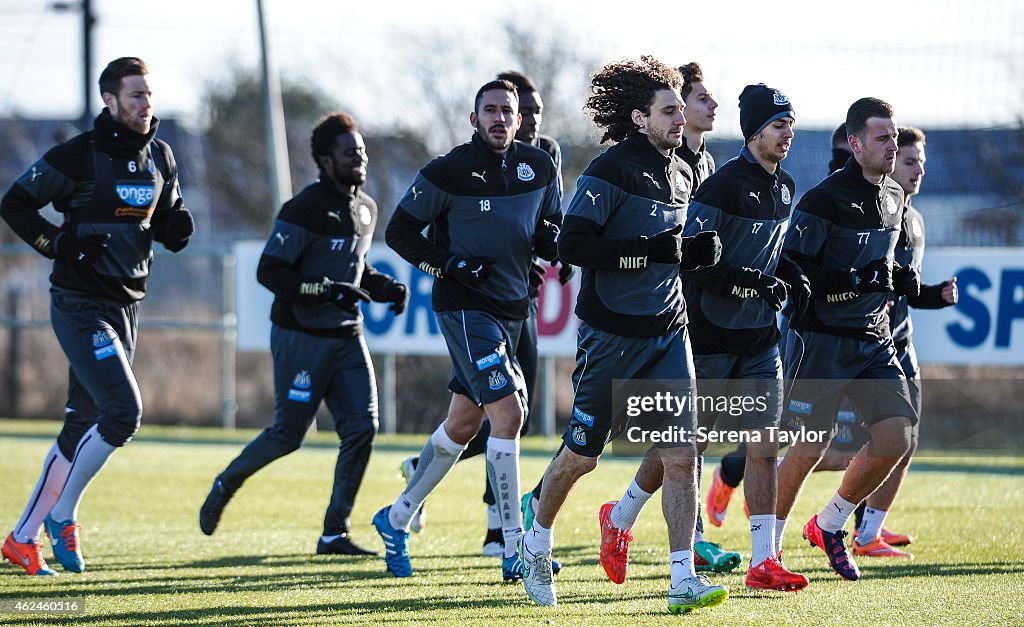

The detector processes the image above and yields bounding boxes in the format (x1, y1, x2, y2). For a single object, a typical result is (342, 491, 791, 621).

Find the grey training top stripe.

(787, 209, 899, 329)
(566, 174, 684, 317)
(891, 205, 927, 342)
(686, 199, 789, 329)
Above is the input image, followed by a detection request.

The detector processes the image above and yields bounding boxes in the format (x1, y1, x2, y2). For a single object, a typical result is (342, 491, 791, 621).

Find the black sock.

(854, 501, 867, 530)
(719, 449, 746, 488)
(531, 478, 543, 500)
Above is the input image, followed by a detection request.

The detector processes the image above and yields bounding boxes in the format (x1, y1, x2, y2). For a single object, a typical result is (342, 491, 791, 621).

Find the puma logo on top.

(327, 211, 342, 221)
(794, 225, 807, 237)
(851, 201, 864, 213)
(410, 186, 422, 200)
(274, 232, 289, 245)
(29, 166, 41, 182)
(471, 171, 487, 183)
(749, 191, 761, 203)
(585, 190, 601, 205)
(642, 172, 660, 188)
(694, 217, 708, 230)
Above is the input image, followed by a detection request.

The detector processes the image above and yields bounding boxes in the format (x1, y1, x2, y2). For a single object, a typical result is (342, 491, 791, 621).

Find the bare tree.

(201, 67, 337, 233)
(502, 24, 596, 143)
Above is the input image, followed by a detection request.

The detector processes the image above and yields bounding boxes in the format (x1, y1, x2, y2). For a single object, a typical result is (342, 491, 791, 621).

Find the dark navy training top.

(784, 157, 905, 340)
(386, 134, 561, 321)
(559, 133, 693, 338)
(683, 147, 797, 355)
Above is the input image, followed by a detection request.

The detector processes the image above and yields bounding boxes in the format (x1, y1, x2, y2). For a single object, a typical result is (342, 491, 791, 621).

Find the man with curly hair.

(599, 83, 811, 593)
(518, 56, 728, 614)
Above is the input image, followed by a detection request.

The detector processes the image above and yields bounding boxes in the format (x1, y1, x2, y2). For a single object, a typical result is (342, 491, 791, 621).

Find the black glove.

(788, 274, 812, 320)
(682, 230, 722, 268)
(533, 220, 559, 262)
(759, 275, 790, 311)
(326, 280, 371, 312)
(893, 264, 921, 297)
(382, 281, 409, 315)
(153, 199, 195, 253)
(642, 224, 683, 264)
(733, 269, 790, 311)
(528, 260, 546, 290)
(554, 258, 576, 285)
(852, 257, 893, 293)
(57, 231, 110, 266)
(445, 256, 494, 285)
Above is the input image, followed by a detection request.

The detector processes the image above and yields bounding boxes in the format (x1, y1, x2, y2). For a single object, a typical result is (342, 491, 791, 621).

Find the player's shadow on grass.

(549, 543, 599, 559)
(3, 568, 393, 599)
(4, 594, 564, 626)
(91, 553, 532, 585)
(911, 460, 1024, 476)
(174, 554, 381, 570)
(851, 560, 1019, 579)
(785, 559, 1019, 585)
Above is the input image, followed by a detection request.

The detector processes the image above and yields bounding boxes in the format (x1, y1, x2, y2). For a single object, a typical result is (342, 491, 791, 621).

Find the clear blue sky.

(1, 0, 1021, 136)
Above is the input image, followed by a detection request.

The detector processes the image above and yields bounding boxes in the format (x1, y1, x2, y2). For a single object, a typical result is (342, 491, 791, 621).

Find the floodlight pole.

(80, 0, 95, 130)
(256, 0, 292, 213)
(51, 0, 95, 130)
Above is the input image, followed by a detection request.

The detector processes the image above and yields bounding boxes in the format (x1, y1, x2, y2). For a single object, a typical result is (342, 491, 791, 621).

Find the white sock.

(856, 506, 887, 544)
(13, 442, 72, 543)
(49, 425, 116, 522)
(775, 518, 788, 554)
(486, 436, 522, 558)
(320, 534, 341, 542)
(523, 518, 552, 556)
(669, 550, 696, 587)
(816, 491, 858, 533)
(389, 422, 466, 531)
(609, 478, 654, 531)
(693, 528, 706, 544)
(749, 514, 775, 566)
(486, 503, 501, 529)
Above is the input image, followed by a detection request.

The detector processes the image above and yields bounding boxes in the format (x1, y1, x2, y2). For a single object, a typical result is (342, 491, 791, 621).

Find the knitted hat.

(739, 84, 795, 143)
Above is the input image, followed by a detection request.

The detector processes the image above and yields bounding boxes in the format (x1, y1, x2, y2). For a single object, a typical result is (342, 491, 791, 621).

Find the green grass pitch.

(1, 419, 1022, 626)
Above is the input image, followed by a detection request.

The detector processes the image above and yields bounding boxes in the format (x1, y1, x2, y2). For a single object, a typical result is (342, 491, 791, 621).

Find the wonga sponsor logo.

(573, 406, 595, 427)
(476, 352, 501, 371)
(92, 329, 118, 360)
(115, 182, 155, 207)
(288, 389, 312, 402)
(788, 399, 813, 415)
